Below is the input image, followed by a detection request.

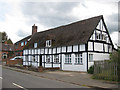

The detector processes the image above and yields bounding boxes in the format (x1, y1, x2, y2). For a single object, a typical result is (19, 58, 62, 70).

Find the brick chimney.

(32, 24, 37, 35)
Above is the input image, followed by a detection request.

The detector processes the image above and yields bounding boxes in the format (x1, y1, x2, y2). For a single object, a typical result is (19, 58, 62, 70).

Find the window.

(25, 41, 27, 45)
(89, 54, 93, 62)
(21, 42, 24, 46)
(75, 54, 83, 64)
(54, 55, 59, 63)
(96, 33, 101, 40)
(46, 40, 52, 47)
(34, 43, 37, 48)
(65, 54, 71, 64)
(102, 34, 107, 41)
(46, 55, 50, 63)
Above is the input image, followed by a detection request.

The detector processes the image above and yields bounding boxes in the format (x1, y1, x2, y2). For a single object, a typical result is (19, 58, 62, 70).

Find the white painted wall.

(62, 46, 66, 52)
(79, 44, 85, 51)
(88, 42, 93, 51)
(62, 53, 87, 72)
(73, 45, 78, 52)
(57, 47, 61, 53)
(67, 46, 72, 52)
(94, 42, 103, 51)
(88, 52, 110, 69)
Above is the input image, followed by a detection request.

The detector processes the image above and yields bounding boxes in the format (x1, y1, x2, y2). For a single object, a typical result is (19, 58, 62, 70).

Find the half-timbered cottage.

(23, 15, 115, 72)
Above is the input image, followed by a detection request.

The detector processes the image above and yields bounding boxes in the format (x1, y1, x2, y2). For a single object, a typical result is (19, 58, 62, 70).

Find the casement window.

(102, 34, 107, 41)
(96, 33, 101, 40)
(46, 40, 52, 47)
(34, 43, 37, 48)
(46, 55, 50, 63)
(21, 42, 24, 46)
(54, 55, 59, 63)
(75, 54, 83, 64)
(65, 54, 72, 64)
(89, 54, 93, 62)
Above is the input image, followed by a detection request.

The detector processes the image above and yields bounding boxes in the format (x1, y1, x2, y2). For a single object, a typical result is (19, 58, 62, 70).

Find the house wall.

(61, 53, 87, 72)
(88, 52, 110, 69)
(23, 44, 87, 71)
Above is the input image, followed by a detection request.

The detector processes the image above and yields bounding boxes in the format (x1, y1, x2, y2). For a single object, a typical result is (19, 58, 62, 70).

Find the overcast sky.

(0, 0, 119, 47)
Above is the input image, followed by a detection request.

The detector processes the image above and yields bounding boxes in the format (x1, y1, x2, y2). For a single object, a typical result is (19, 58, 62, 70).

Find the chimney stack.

(32, 24, 37, 35)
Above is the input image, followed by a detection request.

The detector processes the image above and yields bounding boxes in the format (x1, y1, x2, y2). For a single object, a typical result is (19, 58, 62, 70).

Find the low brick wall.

(6, 59, 23, 66)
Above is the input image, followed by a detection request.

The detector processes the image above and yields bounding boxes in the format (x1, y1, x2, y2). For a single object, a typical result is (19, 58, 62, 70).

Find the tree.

(0, 32, 8, 43)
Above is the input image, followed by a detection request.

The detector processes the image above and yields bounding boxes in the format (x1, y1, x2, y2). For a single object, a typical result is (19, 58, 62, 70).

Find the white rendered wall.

(88, 42, 93, 51)
(73, 45, 78, 52)
(94, 42, 103, 51)
(62, 53, 87, 72)
(67, 46, 72, 52)
(88, 52, 110, 69)
(57, 47, 61, 53)
(62, 46, 66, 52)
(79, 44, 85, 51)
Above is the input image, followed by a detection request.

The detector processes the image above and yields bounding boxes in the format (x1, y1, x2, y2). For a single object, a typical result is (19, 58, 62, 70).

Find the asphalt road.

(2, 67, 86, 89)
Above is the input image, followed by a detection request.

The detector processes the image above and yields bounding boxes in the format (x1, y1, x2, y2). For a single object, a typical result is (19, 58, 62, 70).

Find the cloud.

(20, 2, 79, 27)
(16, 30, 29, 37)
(0, 0, 118, 47)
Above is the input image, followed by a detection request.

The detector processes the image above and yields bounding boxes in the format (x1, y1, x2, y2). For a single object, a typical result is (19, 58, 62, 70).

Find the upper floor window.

(25, 41, 27, 45)
(21, 42, 24, 46)
(34, 43, 37, 48)
(54, 55, 59, 63)
(65, 54, 71, 64)
(75, 54, 83, 64)
(96, 33, 101, 40)
(46, 40, 52, 47)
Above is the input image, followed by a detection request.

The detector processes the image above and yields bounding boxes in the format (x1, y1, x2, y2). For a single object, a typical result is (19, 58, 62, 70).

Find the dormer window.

(34, 43, 37, 48)
(46, 40, 52, 47)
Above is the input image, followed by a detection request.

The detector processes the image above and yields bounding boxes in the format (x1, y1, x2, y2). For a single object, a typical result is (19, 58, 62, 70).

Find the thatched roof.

(24, 15, 103, 49)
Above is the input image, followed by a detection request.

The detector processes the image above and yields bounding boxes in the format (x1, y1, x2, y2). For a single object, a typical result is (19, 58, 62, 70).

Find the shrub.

(88, 65, 94, 74)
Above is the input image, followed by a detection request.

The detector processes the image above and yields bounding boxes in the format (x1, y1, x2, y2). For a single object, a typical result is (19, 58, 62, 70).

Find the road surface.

(2, 67, 87, 89)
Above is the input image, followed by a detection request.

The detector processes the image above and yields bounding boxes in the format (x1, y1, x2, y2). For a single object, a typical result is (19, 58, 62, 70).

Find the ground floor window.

(32, 56, 35, 62)
(65, 54, 71, 64)
(54, 55, 59, 63)
(75, 54, 83, 64)
(46, 55, 50, 63)
(89, 54, 93, 62)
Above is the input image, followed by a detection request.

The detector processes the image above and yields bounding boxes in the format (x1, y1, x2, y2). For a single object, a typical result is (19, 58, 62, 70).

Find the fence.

(94, 60, 118, 81)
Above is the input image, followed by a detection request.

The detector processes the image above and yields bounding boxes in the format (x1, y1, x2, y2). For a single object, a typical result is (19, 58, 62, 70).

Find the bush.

(88, 65, 94, 74)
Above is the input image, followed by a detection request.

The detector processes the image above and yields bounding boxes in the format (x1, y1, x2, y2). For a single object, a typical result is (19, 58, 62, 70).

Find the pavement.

(2, 65, 119, 90)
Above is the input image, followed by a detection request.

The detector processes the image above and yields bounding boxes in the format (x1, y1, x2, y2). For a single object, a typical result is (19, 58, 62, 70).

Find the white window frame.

(65, 54, 72, 64)
(75, 54, 83, 64)
(46, 40, 52, 47)
(34, 43, 37, 48)
(54, 55, 59, 63)
(89, 54, 93, 62)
